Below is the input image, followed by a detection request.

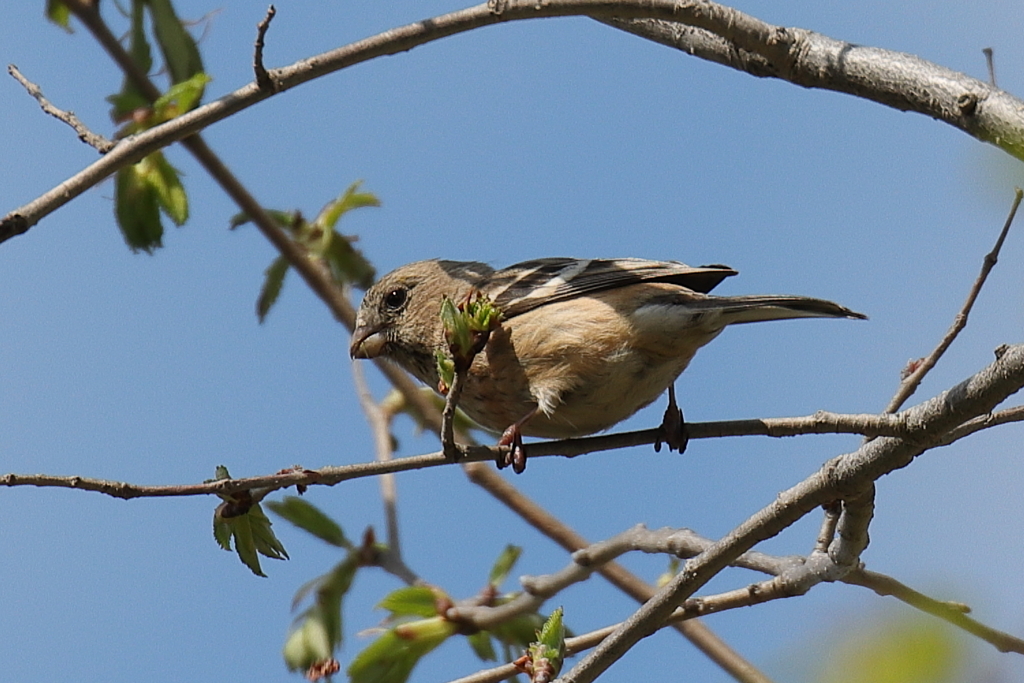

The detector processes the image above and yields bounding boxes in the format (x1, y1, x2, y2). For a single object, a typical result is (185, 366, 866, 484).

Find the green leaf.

(267, 496, 351, 548)
(348, 617, 455, 683)
(536, 607, 564, 652)
(489, 545, 522, 587)
(212, 512, 233, 550)
(285, 552, 360, 672)
(377, 585, 444, 619)
(523, 607, 565, 681)
(256, 256, 289, 323)
(115, 164, 163, 253)
(213, 500, 289, 577)
(439, 296, 470, 355)
(324, 234, 376, 290)
(314, 181, 381, 233)
(248, 504, 289, 561)
(148, 152, 188, 225)
(145, 0, 204, 84)
(466, 631, 497, 662)
(45, 0, 72, 32)
(228, 209, 297, 231)
(152, 72, 211, 121)
(283, 615, 334, 672)
(434, 349, 455, 394)
(230, 508, 264, 576)
(314, 556, 359, 641)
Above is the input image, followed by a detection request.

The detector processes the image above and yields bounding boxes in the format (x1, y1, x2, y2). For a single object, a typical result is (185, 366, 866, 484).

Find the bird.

(350, 257, 865, 471)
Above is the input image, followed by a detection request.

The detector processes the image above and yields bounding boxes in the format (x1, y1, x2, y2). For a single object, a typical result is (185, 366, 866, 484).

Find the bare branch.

(9, 0, 1024, 243)
(0, 404, 966, 499)
(5, 394, 1023, 500)
(560, 343, 1024, 683)
(7, 64, 114, 153)
(462, 465, 775, 683)
(254, 5, 278, 91)
(983, 47, 996, 87)
(845, 568, 1024, 654)
(351, 361, 420, 584)
(598, 14, 1024, 156)
(442, 370, 468, 459)
(813, 500, 841, 553)
(883, 188, 1022, 413)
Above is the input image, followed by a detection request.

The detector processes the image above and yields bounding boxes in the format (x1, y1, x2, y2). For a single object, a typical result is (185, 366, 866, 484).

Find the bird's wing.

(484, 258, 738, 319)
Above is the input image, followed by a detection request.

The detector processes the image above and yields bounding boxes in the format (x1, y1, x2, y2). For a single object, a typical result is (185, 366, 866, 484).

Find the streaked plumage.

(350, 257, 864, 442)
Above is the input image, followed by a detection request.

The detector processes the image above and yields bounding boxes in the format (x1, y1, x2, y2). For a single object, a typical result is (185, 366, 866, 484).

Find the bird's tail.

(704, 295, 867, 325)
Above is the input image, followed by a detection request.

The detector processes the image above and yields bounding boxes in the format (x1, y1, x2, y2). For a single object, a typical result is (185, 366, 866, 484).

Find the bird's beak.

(350, 324, 386, 359)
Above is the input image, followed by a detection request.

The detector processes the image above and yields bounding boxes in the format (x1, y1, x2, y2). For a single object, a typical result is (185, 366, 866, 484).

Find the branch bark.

(559, 342, 1024, 683)
(7, 0, 1024, 243)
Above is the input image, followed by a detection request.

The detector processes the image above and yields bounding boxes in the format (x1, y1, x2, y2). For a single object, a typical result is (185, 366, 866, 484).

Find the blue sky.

(3, 2, 1024, 682)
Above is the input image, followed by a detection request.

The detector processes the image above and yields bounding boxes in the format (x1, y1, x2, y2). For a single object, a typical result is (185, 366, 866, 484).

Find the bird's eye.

(383, 287, 408, 311)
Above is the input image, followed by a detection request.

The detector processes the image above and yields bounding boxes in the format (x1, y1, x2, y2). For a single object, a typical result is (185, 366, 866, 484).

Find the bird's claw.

(498, 425, 528, 473)
(655, 385, 689, 453)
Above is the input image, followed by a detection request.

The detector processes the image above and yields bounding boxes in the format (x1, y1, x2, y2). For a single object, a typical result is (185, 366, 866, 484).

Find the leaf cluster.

(435, 292, 503, 392)
(231, 182, 379, 322)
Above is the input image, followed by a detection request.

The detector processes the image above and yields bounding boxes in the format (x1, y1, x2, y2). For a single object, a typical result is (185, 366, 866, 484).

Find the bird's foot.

(655, 385, 689, 453)
(497, 425, 527, 474)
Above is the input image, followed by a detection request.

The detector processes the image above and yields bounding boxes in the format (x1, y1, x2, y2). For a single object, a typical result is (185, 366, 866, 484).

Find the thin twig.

(351, 361, 404, 567)
(884, 188, 1022, 413)
(254, 5, 277, 91)
(8, 401, 1024, 499)
(7, 64, 114, 153)
(846, 568, 1024, 654)
(441, 369, 467, 459)
(983, 47, 996, 87)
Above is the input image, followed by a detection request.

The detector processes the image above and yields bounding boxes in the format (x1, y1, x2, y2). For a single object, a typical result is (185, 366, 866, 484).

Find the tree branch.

(598, 14, 1024, 156)
(883, 188, 1022, 413)
(4, 404, 995, 499)
(7, 64, 114, 152)
(559, 342, 1024, 683)
(8, 0, 1024, 243)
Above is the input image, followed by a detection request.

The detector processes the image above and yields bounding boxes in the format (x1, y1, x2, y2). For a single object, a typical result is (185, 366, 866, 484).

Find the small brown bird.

(350, 258, 864, 471)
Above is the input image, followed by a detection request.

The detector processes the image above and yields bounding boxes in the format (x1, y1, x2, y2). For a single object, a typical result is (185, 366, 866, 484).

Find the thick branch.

(600, 15, 1024, 158)
(8, 0, 1024, 242)
(560, 343, 1024, 683)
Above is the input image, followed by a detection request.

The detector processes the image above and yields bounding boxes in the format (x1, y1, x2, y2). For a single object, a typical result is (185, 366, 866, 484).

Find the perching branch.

(9, 403, 1021, 498)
